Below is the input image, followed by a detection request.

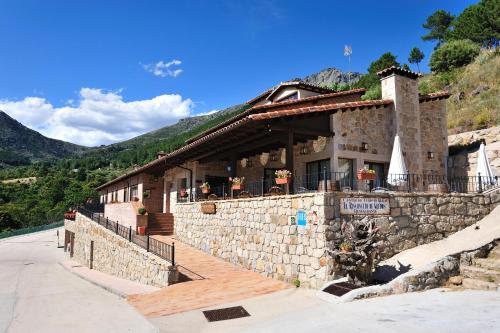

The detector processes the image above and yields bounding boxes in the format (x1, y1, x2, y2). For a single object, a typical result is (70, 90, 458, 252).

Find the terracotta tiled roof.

(377, 66, 422, 80)
(419, 91, 451, 101)
(186, 88, 366, 144)
(249, 99, 392, 121)
(97, 98, 393, 190)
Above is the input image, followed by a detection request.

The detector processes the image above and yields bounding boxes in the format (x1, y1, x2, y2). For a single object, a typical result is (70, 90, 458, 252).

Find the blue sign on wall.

(297, 210, 306, 227)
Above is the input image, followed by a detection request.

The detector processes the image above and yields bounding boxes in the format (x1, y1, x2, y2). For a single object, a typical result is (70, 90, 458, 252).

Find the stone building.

(96, 66, 450, 235)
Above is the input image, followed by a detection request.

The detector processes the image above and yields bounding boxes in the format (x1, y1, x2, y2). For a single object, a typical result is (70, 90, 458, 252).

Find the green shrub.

(138, 207, 147, 215)
(429, 40, 480, 72)
(292, 278, 301, 288)
(361, 84, 382, 100)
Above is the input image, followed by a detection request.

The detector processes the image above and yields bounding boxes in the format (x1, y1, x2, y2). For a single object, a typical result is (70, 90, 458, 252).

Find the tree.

(356, 52, 400, 100)
(408, 47, 425, 72)
(449, 0, 500, 47)
(429, 39, 480, 72)
(367, 52, 400, 74)
(421, 10, 455, 47)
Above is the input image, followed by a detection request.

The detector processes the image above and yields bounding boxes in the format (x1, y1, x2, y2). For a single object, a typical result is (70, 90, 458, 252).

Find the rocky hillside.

(0, 111, 87, 167)
(302, 67, 361, 87)
(419, 49, 499, 134)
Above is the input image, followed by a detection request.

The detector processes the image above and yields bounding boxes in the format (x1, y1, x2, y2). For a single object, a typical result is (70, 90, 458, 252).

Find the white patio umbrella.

(476, 143, 495, 188)
(387, 134, 408, 186)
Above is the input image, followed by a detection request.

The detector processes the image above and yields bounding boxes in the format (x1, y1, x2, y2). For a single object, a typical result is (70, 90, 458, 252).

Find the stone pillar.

(380, 67, 423, 176)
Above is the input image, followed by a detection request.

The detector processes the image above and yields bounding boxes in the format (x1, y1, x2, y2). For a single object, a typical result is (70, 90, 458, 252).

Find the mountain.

(113, 104, 244, 149)
(0, 111, 87, 167)
(302, 67, 362, 87)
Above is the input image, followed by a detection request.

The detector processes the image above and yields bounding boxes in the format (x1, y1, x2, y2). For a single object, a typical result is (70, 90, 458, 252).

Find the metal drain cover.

(203, 306, 250, 322)
(323, 282, 361, 297)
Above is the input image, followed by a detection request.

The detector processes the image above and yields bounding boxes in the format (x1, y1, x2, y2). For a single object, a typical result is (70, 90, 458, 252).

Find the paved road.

(154, 286, 500, 333)
(0, 229, 157, 333)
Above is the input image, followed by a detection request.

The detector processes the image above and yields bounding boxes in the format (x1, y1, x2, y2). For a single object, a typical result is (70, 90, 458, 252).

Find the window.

(130, 185, 138, 200)
(338, 158, 354, 188)
(305, 159, 331, 190)
(276, 92, 298, 103)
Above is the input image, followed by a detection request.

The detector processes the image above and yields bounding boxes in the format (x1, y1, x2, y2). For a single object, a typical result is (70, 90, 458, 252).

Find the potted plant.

(339, 241, 353, 253)
(143, 190, 150, 199)
(275, 169, 292, 184)
(137, 207, 147, 235)
(230, 177, 245, 190)
(357, 167, 376, 181)
(200, 182, 210, 194)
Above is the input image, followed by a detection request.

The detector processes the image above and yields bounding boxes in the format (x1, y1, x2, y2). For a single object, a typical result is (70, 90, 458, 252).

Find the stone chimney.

(156, 151, 166, 159)
(378, 67, 423, 175)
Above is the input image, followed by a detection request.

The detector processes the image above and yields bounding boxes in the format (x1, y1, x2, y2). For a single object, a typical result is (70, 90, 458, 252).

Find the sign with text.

(201, 203, 216, 214)
(340, 197, 390, 215)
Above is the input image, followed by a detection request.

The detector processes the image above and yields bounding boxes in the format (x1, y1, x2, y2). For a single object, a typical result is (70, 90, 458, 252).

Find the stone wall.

(174, 193, 331, 289)
(420, 99, 448, 175)
(448, 127, 500, 178)
(330, 192, 494, 260)
(65, 213, 176, 287)
(173, 191, 497, 289)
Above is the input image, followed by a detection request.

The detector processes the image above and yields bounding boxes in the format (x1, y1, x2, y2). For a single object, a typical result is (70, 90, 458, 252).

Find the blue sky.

(0, 0, 476, 146)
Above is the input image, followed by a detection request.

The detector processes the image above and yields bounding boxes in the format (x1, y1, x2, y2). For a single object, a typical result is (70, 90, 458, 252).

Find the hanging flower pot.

(229, 177, 244, 190)
(199, 182, 210, 194)
(275, 169, 292, 184)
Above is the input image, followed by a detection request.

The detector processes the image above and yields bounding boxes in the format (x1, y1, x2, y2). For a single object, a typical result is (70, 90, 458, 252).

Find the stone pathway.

(127, 235, 291, 317)
(374, 205, 500, 282)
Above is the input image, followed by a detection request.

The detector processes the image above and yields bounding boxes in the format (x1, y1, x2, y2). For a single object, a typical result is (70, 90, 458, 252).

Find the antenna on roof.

(344, 45, 352, 89)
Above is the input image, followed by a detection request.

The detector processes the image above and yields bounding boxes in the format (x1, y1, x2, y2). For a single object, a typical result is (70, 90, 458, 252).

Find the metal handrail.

(76, 206, 175, 265)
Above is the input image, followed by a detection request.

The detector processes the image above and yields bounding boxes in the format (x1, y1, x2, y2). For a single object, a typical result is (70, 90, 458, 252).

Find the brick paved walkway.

(127, 236, 291, 317)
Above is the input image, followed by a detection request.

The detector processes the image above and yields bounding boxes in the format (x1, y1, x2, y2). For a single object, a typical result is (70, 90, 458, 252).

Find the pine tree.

(408, 47, 425, 72)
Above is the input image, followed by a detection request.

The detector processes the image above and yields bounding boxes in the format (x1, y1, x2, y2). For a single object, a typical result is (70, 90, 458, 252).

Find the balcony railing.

(176, 172, 499, 202)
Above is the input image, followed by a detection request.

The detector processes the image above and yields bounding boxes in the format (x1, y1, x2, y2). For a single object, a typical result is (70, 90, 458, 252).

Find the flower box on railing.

(64, 211, 76, 220)
(231, 184, 243, 190)
(357, 169, 376, 181)
(275, 177, 290, 185)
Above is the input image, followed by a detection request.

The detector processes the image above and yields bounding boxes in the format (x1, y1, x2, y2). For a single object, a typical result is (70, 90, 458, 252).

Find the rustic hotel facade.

(96, 66, 450, 234)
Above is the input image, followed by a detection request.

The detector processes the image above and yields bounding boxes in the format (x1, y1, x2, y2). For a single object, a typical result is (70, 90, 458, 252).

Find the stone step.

(461, 278, 499, 291)
(461, 265, 500, 283)
(474, 258, 500, 270)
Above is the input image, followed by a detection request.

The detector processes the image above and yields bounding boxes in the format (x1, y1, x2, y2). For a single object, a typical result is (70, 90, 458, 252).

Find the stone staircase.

(147, 213, 174, 235)
(451, 241, 500, 291)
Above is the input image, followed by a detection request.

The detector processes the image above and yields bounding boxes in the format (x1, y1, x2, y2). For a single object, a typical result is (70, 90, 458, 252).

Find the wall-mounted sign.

(340, 197, 390, 215)
(201, 203, 216, 214)
(288, 216, 296, 225)
(297, 210, 307, 227)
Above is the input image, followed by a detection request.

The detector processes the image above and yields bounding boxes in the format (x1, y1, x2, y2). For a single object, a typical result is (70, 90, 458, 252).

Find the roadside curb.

(58, 261, 127, 298)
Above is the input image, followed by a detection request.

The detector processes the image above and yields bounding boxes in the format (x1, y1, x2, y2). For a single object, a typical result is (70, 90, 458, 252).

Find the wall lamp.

(427, 151, 434, 159)
(299, 144, 308, 155)
(361, 142, 369, 151)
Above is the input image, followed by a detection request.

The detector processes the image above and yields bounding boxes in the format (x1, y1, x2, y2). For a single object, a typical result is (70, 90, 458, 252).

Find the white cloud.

(195, 109, 219, 116)
(0, 88, 193, 146)
(142, 59, 183, 78)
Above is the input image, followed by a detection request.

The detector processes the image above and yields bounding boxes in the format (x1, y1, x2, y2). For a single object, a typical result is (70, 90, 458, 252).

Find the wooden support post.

(286, 130, 294, 194)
